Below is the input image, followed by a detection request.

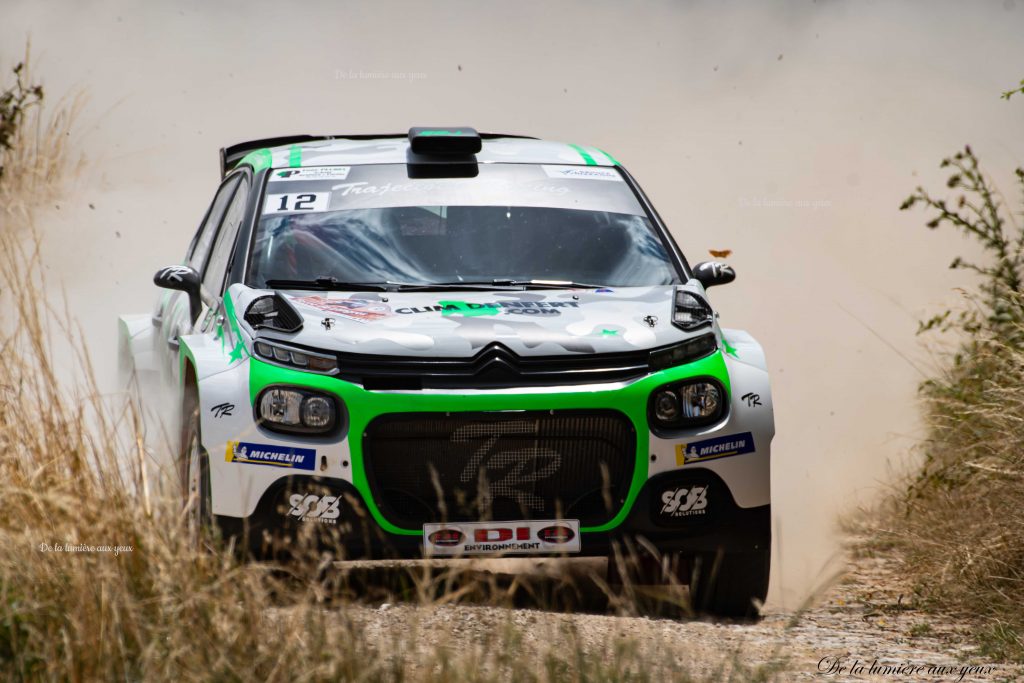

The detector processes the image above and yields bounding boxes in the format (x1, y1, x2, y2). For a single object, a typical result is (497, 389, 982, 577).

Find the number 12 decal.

(264, 192, 330, 214)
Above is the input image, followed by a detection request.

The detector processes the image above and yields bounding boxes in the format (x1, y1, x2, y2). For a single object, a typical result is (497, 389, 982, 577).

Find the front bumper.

(203, 347, 773, 557)
(214, 468, 770, 560)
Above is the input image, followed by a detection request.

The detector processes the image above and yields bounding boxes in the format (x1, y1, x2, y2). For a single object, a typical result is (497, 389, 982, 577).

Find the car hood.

(231, 285, 707, 357)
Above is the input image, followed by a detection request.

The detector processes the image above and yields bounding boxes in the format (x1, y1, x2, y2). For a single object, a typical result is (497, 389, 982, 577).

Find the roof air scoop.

(408, 127, 482, 155)
(407, 127, 481, 179)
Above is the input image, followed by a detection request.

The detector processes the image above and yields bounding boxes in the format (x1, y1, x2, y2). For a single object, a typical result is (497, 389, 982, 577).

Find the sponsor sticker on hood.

(395, 299, 580, 317)
(292, 295, 392, 323)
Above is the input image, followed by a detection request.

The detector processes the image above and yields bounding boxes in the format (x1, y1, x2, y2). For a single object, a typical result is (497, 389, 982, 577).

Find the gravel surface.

(327, 548, 1021, 681)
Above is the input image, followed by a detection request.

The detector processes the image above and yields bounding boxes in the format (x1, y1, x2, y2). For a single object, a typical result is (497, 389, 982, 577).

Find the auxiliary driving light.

(653, 389, 682, 423)
(679, 382, 722, 420)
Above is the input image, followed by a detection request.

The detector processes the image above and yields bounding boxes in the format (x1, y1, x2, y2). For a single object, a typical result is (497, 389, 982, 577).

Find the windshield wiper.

(264, 277, 392, 291)
(390, 281, 525, 291)
(490, 279, 605, 290)
(264, 277, 607, 292)
(390, 279, 606, 291)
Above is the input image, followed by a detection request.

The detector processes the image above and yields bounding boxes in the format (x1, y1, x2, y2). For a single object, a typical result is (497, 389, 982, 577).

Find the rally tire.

(181, 388, 214, 548)
(688, 549, 770, 618)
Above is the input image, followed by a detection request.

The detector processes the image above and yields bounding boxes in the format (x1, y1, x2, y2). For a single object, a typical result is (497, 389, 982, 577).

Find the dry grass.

(867, 334, 1024, 661)
(0, 56, 790, 682)
(0, 45, 83, 223)
(875, 140, 1024, 662)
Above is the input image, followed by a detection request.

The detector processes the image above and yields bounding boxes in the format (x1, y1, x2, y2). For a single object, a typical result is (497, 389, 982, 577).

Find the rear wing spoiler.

(219, 134, 402, 178)
(219, 132, 538, 178)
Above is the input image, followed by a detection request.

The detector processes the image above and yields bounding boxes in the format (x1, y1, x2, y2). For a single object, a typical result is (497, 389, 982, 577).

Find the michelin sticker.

(542, 165, 622, 182)
(264, 192, 331, 214)
(675, 432, 755, 466)
(269, 166, 351, 182)
(225, 441, 316, 471)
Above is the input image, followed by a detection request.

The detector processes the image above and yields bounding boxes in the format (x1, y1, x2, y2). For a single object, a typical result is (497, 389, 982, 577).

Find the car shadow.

(297, 557, 697, 620)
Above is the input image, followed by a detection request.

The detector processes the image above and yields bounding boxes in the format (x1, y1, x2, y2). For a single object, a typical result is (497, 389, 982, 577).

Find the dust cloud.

(3, 0, 1022, 608)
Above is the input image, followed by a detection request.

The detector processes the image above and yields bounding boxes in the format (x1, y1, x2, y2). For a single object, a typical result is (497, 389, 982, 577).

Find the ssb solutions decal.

(675, 432, 755, 465)
(397, 299, 581, 317)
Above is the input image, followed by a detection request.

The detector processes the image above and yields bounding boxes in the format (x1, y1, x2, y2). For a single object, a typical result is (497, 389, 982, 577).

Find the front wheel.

(181, 390, 213, 548)
(689, 549, 770, 618)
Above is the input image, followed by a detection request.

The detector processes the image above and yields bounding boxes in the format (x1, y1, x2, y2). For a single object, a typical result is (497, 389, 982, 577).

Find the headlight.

(649, 379, 726, 429)
(256, 387, 339, 434)
(672, 290, 713, 330)
(649, 333, 718, 370)
(253, 339, 338, 374)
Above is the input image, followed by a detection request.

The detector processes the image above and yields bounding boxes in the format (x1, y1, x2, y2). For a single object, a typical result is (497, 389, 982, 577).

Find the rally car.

(118, 128, 774, 616)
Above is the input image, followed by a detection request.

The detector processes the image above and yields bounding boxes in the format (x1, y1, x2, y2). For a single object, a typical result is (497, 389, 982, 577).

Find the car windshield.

(248, 163, 678, 289)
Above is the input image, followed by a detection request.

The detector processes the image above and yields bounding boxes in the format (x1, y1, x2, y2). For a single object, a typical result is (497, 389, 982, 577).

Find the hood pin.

(322, 318, 335, 330)
(643, 315, 658, 328)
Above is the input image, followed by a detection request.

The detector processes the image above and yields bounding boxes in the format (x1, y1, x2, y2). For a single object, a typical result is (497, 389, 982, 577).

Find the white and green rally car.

(119, 128, 774, 616)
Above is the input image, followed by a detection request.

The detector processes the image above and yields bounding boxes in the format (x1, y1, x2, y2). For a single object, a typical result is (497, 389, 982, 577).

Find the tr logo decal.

(211, 402, 234, 418)
(453, 421, 561, 511)
(159, 265, 192, 283)
(740, 392, 762, 407)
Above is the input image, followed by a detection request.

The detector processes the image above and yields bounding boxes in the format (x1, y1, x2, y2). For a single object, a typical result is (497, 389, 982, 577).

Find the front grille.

(337, 342, 654, 389)
(362, 410, 636, 528)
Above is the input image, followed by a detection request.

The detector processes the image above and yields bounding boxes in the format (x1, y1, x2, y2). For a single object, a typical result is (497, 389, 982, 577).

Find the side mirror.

(153, 265, 203, 322)
(692, 261, 736, 288)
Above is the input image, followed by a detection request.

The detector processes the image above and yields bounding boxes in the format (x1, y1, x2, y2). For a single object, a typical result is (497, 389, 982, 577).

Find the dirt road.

(331, 544, 1018, 682)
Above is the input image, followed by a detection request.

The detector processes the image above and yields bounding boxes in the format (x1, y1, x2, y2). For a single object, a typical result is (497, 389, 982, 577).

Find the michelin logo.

(675, 432, 755, 466)
(225, 441, 316, 471)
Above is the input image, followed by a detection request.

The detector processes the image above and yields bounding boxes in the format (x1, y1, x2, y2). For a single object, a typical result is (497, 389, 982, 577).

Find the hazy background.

(3, 0, 1022, 608)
